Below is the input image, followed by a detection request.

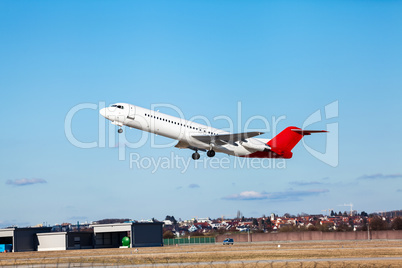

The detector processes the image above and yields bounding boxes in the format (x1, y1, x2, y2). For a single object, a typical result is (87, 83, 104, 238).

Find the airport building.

(0, 221, 163, 252)
(90, 222, 164, 248)
(0, 227, 52, 252)
(37, 232, 93, 251)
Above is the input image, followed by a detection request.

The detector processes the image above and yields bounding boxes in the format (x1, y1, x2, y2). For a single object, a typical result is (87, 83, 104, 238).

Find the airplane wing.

(191, 132, 264, 145)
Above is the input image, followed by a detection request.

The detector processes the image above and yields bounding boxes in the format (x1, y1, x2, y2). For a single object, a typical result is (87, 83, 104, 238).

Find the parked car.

(223, 238, 234, 245)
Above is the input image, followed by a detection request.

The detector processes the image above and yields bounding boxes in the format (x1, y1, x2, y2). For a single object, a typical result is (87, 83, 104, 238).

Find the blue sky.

(1, 0, 401, 227)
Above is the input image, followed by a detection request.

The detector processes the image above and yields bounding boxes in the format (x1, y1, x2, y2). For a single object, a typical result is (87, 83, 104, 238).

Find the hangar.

(0, 227, 52, 252)
(90, 222, 163, 248)
(37, 232, 93, 251)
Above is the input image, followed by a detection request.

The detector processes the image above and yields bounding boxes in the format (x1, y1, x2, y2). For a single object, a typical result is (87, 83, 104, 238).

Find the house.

(197, 218, 212, 224)
(188, 225, 200, 232)
(163, 220, 173, 226)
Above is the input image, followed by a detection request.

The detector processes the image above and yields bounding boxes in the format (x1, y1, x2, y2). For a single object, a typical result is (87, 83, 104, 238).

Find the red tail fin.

(267, 127, 328, 158)
(267, 127, 303, 158)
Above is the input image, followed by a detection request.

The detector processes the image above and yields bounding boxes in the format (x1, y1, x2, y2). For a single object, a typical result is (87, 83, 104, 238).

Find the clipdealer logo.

(129, 152, 287, 173)
(64, 101, 339, 170)
(302, 101, 339, 167)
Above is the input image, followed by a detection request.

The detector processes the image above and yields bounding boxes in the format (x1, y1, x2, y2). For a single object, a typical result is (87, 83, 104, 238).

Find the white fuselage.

(100, 103, 272, 157)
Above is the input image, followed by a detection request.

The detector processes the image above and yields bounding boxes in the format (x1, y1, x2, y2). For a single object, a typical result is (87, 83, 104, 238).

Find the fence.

(163, 236, 215, 245)
(216, 230, 402, 242)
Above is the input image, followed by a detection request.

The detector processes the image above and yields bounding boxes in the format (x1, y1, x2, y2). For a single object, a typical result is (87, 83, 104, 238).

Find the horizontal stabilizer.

(291, 129, 328, 135)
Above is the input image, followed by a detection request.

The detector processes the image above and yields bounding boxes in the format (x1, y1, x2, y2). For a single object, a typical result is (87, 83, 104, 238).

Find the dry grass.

(0, 240, 401, 267)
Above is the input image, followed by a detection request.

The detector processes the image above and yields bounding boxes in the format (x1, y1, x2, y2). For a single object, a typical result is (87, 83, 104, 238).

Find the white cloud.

(6, 178, 47, 186)
(289, 181, 324, 186)
(358, 173, 402, 180)
(224, 191, 269, 200)
(223, 189, 329, 201)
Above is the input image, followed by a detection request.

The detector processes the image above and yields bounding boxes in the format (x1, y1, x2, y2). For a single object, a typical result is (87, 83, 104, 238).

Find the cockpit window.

(110, 105, 124, 109)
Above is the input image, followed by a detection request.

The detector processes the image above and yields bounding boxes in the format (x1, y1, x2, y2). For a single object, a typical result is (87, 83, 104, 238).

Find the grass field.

(1, 240, 402, 267)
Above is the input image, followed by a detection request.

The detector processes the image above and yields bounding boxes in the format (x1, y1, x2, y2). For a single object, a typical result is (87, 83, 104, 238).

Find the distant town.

(19, 209, 402, 238)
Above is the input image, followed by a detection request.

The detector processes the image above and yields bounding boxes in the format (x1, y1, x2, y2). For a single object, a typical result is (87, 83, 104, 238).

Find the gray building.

(0, 227, 52, 252)
(90, 222, 163, 248)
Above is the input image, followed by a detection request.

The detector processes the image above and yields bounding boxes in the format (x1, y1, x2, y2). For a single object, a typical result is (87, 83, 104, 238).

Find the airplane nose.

(99, 108, 106, 117)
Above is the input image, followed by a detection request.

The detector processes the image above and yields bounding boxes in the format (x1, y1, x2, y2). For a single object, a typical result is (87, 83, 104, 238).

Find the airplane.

(99, 103, 327, 160)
